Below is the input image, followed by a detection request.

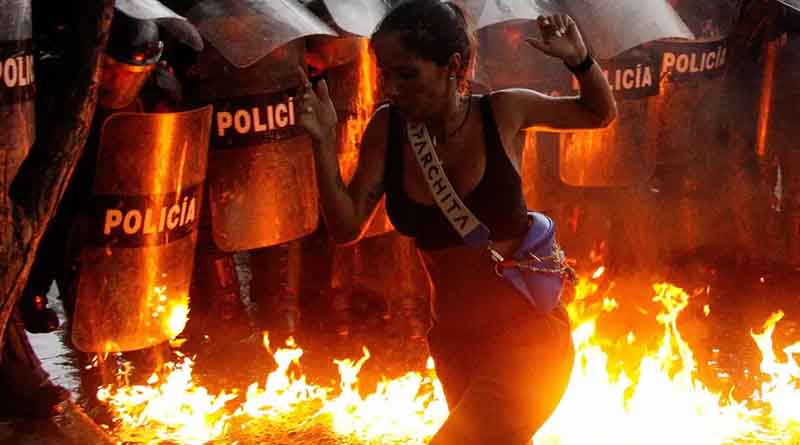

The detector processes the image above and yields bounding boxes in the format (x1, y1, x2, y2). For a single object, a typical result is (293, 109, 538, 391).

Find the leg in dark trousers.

(183, 195, 250, 349)
(428, 306, 574, 445)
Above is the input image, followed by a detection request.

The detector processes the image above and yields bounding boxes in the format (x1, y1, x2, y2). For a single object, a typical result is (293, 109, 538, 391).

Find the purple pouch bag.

(497, 212, 570, 313)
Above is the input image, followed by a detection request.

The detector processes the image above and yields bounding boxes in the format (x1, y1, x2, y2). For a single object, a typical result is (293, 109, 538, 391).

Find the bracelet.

(564, 53, 594, 75)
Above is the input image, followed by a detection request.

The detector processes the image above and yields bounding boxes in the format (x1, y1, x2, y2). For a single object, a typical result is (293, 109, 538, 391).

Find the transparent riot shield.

(465, 0, 561, 30)
(766, 33, 800, 263)
(561, 0, 693, 58)
(1, 0, 35, 190)
(475, 20, 567, 91)
(189, 41, 319, 251)
(668, 0, 743, 39)
(319, 0, 389, 36)
(466, 0, 693, 59)
(559, 48, 662, 186)
(650, 37, 730, 170)
(779, 0, 800, 12)
(638, 37, 731, 257)
(186, 0, 337, 68)
(71, 106, 213, 353)
(115, 0, 204, 50)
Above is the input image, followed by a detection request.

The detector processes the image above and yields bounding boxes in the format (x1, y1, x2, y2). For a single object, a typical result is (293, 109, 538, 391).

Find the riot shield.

(778, 0, 800, 12)
(667, 0, 743, 39)
(115, 0, 204, 50)
(767, 33, 800, 263)
(474, 20, 567, 91)
(466, 0, 693, 59)
(635, 37, 731, 257)
(71, 106, 213, 353)
(188, 41, 320, 251)
(465, 0, 561, 30)
(186, 0, 337, 68)
(561, 0, 693, 58)
(650, 37, 730, 170)
(1, 0, 35, 189)
(319, 0, 389, 37)
(557, 35, 729, 187)
(558, 47, 662, 186)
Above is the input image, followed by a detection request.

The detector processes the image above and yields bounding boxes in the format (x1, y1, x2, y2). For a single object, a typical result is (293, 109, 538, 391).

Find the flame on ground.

(98, 273, 799, 444)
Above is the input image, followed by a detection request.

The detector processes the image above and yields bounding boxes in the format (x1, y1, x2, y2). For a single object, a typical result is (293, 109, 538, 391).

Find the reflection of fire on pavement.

(95, 268, 800, 445)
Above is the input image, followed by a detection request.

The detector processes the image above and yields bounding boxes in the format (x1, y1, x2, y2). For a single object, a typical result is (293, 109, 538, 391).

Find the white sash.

(406, 121, 490, 246)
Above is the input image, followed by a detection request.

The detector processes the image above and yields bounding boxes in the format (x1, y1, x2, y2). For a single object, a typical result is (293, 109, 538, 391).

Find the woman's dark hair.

(372, 0, 476, 82)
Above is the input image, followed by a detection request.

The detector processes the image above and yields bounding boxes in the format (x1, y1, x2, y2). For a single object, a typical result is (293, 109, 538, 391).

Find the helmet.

(98, 12, 164, 109)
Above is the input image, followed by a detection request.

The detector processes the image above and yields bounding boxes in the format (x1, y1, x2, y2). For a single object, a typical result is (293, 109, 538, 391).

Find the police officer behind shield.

(5, 11, 179, 420)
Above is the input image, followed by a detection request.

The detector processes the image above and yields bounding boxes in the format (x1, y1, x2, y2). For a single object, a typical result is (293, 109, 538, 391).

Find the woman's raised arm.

(491, 14, 617, 134)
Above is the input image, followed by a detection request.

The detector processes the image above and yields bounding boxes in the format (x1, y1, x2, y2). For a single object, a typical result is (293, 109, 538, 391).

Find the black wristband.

(564, 53, 594, 75)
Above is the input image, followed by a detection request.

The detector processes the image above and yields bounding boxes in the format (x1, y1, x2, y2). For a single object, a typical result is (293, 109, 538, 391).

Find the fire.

(751, 311, 800, 431)
(96, 356, 237, 444)
(158, 286, 189, 339)
(96, 272, 799, 444)
(320, 348, 448, 442)
(239, 334, 329, 418)
(538, 283, 763, 445)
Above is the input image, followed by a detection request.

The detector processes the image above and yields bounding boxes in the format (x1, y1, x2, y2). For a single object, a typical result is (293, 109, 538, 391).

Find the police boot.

(250, 241, 303, 336)
(19, 293, 60, 334)
(184, 252, 250, 350)
(0, 311, 70, 418)
(397, 294, 430, 340)
(210, 254, 251, 342)
(329, 287, 352, 337)
(328, 245, 356, 337)
(18, 238, 63, 334)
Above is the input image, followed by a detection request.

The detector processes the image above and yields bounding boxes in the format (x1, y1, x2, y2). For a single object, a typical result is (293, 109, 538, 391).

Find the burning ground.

(87, 268, 800, 445)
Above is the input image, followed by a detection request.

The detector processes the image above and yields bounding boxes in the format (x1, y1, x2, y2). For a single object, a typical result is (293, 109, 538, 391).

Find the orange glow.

(149, 115, 189, 343)
(751, 311, 800, 429)
(339, 38, 379, 184)
(756, 40, 778, 159)
(559, 123, 618, 186)
(520, 129, 540, 209)
(97, 272, 800, 444)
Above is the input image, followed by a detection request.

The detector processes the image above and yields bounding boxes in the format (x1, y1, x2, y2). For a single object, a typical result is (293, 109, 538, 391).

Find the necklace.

(433, 96, 472, 147)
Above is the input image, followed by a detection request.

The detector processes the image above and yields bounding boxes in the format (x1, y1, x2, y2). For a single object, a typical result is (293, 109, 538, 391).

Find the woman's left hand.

(526, 14, 588, 67)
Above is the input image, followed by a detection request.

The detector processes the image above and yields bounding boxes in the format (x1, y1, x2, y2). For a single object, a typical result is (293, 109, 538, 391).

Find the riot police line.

(3, 0, 800, 419)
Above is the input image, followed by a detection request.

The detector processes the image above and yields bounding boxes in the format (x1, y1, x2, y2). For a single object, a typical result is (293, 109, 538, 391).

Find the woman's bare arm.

(494, 13, 616, 134)
(491, 59, 616, 133)
(312, 105, 390, 244)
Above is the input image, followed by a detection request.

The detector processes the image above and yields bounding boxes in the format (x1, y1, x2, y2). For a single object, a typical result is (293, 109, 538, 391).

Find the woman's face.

(372, 32, 452, 121)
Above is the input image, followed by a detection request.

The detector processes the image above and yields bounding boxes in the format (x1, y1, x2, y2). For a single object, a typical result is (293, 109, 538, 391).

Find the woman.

(298, 1, 616, 443)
